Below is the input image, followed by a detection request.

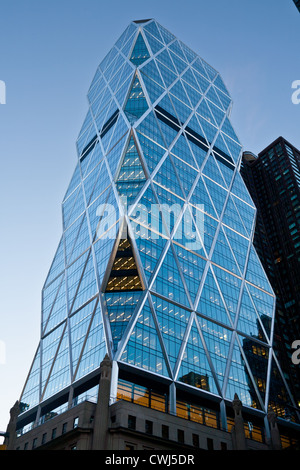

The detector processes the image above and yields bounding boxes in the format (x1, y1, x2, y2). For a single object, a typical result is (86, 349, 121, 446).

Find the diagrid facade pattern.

(18, 19, 299, 431)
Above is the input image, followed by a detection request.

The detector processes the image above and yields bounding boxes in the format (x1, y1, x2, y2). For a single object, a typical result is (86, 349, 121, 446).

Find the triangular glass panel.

(129, 182, 163, 234)
(136, 132, 165, 175)
(169, 94, 192, 125)
(74, 303, 106, 381)
(170, 79, 191, 109)
(64, 163, 81, 202)
(197, 98, 216, 125)
(222, 195, 248, 237)
(141, 72, 164, 104)
(173, 242, 207, 305)
(93, 225, 119, 287)
(182, 68, 200, 93)
(156, 60, 177, 88)
(154, 155, 184, 199)
(43, 278, 67, 335)
(144, 21, 164, 43)
(104, 290, 143, 351)
(172, 155, 198, 198)
(202, 153, 227, 188)
(203, 177, 227, 218)
(222, 134, 242, 164)
(238, 333, 269, 406)
(116, 135, 146, 209)
(70, 299, 97, 377)
(221, 117, 240, 144)
(232, 195, 256, 238)
(130, 32, 150, 66)
(170, 133, 198, 169)
(214, 74, 230, 97)
(197, 115, 218, 145)
(225, 336, 263, 409)
(169, 50, 187, 75)
(169, 40, 187, 62)
(189, 206, 218, 256)
(156, 48, 177, 74)
(132, 222, 168, 281)
(70, 252, 98, 314)
(190, 175, 217, 219)
(44, 237, 65, 288)
(104, 237, 144, 293)
(213, 266, 242, 323)
(268, 353, 299, 422)
(177, 322, 219, 395)
(206, 86, 224, 110)
(120, 297, 170, 377)
(182, 81, 202, 109)
(144, 30, 164, 55)
(246, 282, 274, 331)
(19, 345, 41, 411)
(136, 110, 167, 149)
(211, 227, 240, 275)
(156, 22, 175, 45)
(196, 266, 231, 327)
(246, 245, 273, 294)
(42, 274, 65, 331)
(106, 133, 128, 181)
(153, 183, 185, 237)
(152, 294, 191, 372)
(140, 59, 164, 87)
(237, 286, 268, 342)
(124, 73, 149, 124)
(43, 327, 70, 401)
(223, 226, 250, 275)
(66, 251, 90, 312)
(41, 323, 66, 394)
(197, 316, 233, 390)
(67, 214, 91, 265)
(151, 243, 190, 309)
(231, 170, 254, 207)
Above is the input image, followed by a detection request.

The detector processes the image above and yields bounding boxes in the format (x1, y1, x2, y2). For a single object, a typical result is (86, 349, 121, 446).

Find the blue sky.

(0, 0, 299, 434)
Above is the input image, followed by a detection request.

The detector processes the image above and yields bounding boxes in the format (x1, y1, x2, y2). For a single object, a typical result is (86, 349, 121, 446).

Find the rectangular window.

(192, 433, 199, 447)
(32, 438, 37, 449)
(42, 433, 47, 445)
(162, 425, 169, 439)
(62, 422, 67, 434)
(145, 420, 153, 435)
(73, 417, 79, 429)
(177, 429, 184, 444)
(207, 438, 214, 450)
(51, 428, 57, 440)
(128, 415, 136, 430)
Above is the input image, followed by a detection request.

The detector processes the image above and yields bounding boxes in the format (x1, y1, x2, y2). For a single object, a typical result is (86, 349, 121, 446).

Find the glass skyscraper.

(16, 19, 299, 438)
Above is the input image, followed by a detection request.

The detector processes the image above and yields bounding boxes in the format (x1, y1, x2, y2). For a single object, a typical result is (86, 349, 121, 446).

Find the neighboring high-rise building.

(241, 137, 300, 412)
(293, 0, 300, 12)
(5, 20, 300, 451)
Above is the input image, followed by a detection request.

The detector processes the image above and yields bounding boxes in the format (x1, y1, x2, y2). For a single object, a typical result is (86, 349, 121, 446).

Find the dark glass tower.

(16, 20, 299, 438)
(241, 137, 300, 413)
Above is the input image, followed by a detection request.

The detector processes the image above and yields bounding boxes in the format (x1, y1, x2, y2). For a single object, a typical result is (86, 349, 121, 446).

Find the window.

(128, 415, 136, 430)
(125, 443, 136, 450)
(162, 425, 169, 439)
(42, 433, 47, 445)
(62, 422, 67, 434)
(51, 428, 57, 440)
(192, 433, 199, 447)
(177, 429, 184, 444)
(221, 442, 227, 450)
(145, 420, 153, 434)
(24, 442, 28, 450)
(32, 438, 37, 449)
(207, 438, 214, 450)
(73, 417, 79, 429)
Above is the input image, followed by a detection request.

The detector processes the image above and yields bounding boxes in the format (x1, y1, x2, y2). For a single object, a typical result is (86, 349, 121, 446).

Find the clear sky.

(0, 0, 299, 436)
